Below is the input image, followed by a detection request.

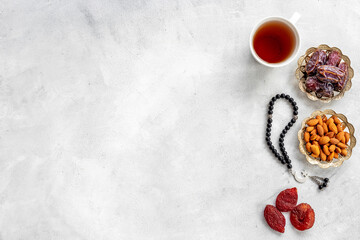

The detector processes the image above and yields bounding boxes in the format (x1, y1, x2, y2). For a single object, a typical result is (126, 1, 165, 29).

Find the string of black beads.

(319, 178, 329, 189)
(312, 176, 329, 190)
(265, 93, 298, 170)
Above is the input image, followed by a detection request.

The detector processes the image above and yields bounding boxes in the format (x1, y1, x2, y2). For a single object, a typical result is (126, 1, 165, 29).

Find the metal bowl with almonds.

(298, 109, 356, 168)
(295, 44, 354, 103)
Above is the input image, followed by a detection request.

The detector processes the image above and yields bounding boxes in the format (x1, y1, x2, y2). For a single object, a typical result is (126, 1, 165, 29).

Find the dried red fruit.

(276, 187, 298, 212)
(264, 205, 286, 233)
(290, 203, 315, 231)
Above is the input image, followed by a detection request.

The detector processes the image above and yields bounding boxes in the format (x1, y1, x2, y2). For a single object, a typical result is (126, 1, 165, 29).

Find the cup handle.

(289, 12, 301, 25)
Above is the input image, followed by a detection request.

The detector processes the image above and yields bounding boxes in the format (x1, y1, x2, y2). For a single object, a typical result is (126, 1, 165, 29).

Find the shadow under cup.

(251, 18, 299, 67)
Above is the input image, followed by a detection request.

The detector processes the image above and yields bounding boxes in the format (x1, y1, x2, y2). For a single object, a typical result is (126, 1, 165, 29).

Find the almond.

(324, 133, 330, 137)
(341, 148, 348, 156)
(310, 134, 317, 141)
(337, 142, 347, 149)
(329, 144, 336, 152)
(345, 132, 350, 143)
(307, 119, 319, 126)
(306, 142, 312, 153)
(311, 153, 319, 158)
(337, 123, 343, 133)
(316, 115, 323, 125)
(317, 125, 324, 136)
(336, 132, 345, 141)
(304, 132, 310, 142)
(322, 115, 328, 122)
(332, 115, 341, 125)
(326, 132, 334, 138)
(335, 147, 341, 153)
(323, 145, 330, 155)
(320, 150, 327, 161)
(341, 136, 346, 144)
(327, 152, 334, 161)
(306, 126, 314, 132)
(326, 118, 334, 126)
(334, 152, 339, 158)
(330, 138, 339, 145)
(329, 122, 338, 134)
(311, 145, 320, 156)
(313, 141, 319, 146)
(319, 136, 330, 145)
(310, 129, 317, 135)
(322, 122, 329, 134)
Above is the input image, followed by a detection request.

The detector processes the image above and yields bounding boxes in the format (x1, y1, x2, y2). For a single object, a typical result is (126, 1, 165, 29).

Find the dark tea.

(252, 20, 296, 63)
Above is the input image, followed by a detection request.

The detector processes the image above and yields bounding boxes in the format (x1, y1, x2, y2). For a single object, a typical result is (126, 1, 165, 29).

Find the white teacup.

(249, 13, 301, 68)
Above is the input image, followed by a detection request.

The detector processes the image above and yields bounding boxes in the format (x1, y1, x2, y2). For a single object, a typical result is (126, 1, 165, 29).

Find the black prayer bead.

(266, 94, 311, 184)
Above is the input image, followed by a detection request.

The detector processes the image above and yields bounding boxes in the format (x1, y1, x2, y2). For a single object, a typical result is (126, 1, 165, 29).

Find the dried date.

(305, 76, 321, 92)
(326, 50, 341, 66)
(316, 82, 334, 98)
(317, 65, 345, 83)
(305, 49, 327, 75)
(334, 62, 349, 91)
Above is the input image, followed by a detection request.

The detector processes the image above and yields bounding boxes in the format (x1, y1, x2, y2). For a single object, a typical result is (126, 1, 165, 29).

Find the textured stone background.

(0, 0, 359, 239)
